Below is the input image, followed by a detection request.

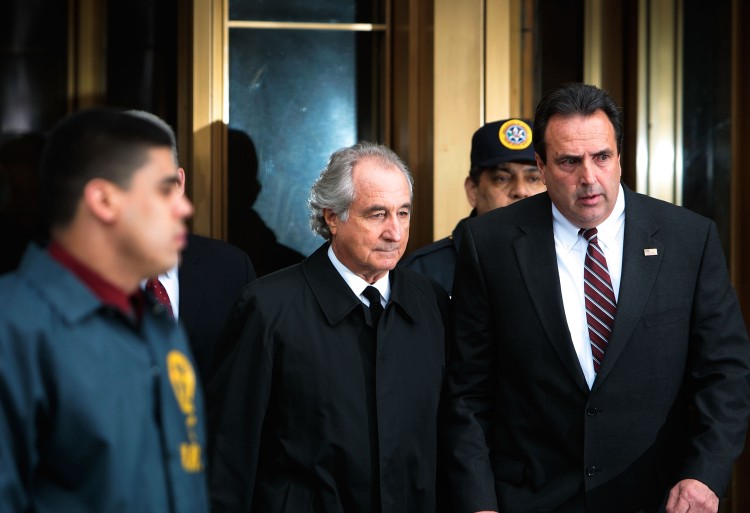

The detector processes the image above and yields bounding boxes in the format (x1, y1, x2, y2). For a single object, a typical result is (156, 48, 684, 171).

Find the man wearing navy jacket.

(0, 108, 209, 512)
(401, 118, 544, 295)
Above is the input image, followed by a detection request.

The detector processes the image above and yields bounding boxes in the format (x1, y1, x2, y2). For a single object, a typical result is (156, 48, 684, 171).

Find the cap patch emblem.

(498, 119, 533, 150)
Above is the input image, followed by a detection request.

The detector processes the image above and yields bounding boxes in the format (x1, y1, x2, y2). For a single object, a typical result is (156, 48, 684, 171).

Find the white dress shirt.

(553, 184, 625, 388)
(327, 245, 389, 308)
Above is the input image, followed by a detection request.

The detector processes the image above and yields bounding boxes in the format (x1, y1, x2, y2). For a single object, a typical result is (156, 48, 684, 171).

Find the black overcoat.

(208, 243, 449, 513)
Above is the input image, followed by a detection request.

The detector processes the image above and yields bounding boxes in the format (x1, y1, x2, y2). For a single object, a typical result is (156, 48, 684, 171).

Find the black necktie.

(361, 285, 383, 510)
(363, 286, 383, 327)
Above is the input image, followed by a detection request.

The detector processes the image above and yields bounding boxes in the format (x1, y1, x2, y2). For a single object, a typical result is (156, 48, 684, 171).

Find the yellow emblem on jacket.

(167, 350, 202, 472)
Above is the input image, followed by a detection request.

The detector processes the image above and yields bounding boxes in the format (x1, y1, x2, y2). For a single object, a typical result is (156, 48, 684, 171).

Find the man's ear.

(83, 178, 120, 224)
(464, 176, 478, 209)
(323, 208, 339, 236)
(177, 167, 186, 195)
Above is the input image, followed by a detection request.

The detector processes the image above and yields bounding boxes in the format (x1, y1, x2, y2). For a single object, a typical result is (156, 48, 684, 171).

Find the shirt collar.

(138, 263, 178, 290)
(552, 183, 626, 251)
(160, 264, 178, 280)
(327, 245, 391, 302)
(48, 241, 142, 318)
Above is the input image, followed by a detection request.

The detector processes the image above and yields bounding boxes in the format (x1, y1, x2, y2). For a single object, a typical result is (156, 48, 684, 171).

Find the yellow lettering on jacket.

(180, 442, 203, 472)
(167, 350, 203, 472)
(167, 350, 196, 415)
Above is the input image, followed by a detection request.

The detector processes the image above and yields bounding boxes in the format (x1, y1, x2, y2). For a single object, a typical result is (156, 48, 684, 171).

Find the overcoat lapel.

(593, 188, 663, 388)
(514, 196, 590, 393)
(302, 244, 418, 328)
(303, 244, 364, 326)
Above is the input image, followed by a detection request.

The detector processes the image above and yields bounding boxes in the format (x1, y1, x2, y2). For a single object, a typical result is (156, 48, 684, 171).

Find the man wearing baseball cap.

(401, 118, 544, 295)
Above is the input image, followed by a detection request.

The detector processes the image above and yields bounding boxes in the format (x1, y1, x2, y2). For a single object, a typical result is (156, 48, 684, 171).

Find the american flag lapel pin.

(644, 248, 658, 256)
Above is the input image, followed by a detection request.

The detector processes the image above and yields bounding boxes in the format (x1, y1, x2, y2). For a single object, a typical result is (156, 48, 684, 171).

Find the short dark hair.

(533, 83, 622, 164)
(40, 108, 174, 228)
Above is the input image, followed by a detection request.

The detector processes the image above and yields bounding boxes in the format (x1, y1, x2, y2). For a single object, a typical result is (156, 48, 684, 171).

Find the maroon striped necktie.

(145, 277, 174, 318)
(580, 228, 616, 373)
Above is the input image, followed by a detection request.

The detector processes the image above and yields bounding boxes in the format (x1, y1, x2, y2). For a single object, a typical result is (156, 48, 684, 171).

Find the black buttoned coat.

(208, 243, 449, 513)
(444, 186, 750, 512)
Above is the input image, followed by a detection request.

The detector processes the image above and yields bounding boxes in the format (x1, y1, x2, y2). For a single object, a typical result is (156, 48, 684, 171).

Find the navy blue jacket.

(400, 215, 471, 296)
(0, 246, 210, 513)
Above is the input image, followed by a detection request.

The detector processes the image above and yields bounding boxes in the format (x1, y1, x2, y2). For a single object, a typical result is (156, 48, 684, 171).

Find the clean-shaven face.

(327, 157, 412, 283)
(114, 147, 193, 278)
(536, 110, 621, 228)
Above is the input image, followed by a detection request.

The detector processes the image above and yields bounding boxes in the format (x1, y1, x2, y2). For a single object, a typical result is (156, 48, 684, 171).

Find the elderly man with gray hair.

(207, 141, 449, 513)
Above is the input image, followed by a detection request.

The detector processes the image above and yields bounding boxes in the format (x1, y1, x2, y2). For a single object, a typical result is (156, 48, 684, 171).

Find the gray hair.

(309, 141, 413, 240)
(125, 110, 179, 166)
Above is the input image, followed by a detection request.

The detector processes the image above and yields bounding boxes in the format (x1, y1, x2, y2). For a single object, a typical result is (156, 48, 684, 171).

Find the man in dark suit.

(444, 83, 750, 513)
(208, 142, 449, 513)
(179, 232, 255, 384)
(128, 110, 256, 385)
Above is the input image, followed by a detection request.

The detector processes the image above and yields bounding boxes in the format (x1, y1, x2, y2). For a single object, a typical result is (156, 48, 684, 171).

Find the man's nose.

(578, 160, 597, 185)
(382, 215, 404, 241)
(509, 180, 532, 199)
(176, 194, 193, 219)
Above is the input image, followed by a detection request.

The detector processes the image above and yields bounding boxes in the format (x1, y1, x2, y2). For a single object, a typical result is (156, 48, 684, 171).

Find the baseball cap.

(470, 118, 536, 168)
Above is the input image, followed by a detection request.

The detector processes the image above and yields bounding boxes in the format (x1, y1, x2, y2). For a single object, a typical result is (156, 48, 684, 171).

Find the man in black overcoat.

(208, 141, 449, 513)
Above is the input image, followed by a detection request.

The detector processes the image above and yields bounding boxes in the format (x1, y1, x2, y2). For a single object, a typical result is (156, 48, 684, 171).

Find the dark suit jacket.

(207, 243, 449, 513)
(179, 233, 255, 386)
(444, 186, 750, 513)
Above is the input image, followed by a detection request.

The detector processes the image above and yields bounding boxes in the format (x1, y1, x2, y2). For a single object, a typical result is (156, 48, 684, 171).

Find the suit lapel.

(593, 188, 663, 388)
(514, 197, 590, 393)
(178, 234, 205, 336)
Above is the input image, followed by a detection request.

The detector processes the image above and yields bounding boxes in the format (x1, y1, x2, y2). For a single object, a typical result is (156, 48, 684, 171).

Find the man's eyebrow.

(363, 204, 386, 214)
(592, 149, 614, 157)
(555, 153, 582, 162)
(362, 203, 413, 214)
(160, 175, 182, 186)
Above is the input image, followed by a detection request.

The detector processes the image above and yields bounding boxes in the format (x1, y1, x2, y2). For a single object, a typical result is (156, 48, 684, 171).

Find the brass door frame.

(433, 0, 527, 240)
(189, 0, 227, 238)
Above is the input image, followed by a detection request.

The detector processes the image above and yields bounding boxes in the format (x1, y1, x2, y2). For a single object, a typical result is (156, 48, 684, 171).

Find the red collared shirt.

(48, 241, 146, 322)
